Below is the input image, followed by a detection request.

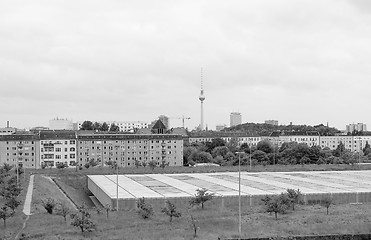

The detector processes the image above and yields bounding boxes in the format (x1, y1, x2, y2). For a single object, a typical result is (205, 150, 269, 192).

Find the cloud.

(0, 0, 370, 129)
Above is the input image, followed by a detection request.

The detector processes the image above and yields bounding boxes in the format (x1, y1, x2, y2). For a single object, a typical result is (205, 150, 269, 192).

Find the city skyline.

(1, 1, 371, 130)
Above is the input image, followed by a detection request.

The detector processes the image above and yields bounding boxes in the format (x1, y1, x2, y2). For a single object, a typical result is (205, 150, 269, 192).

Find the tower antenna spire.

(201, 67, 203, 90)
(199, 67, 205, 131)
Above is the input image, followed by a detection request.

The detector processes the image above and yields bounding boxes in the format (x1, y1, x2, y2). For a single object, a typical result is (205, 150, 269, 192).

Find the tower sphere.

(199, 90, 205, 101)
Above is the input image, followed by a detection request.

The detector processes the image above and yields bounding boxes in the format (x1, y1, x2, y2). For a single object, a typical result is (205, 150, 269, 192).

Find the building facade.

(230, 112, 242, 127)
(189, 133, 261, 147)
(346, 123, 367, 133)
(77, 133, 183, 167)
(39, 131, 77, 167)
(49, 118, 74, 130)
(265, 120, 279, 126)
(0, 134, 40, 169)
(77, 121, 150, 132)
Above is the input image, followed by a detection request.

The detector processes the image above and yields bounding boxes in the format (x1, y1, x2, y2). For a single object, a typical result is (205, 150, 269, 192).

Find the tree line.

(184, 138, 371, 167)
(80, 121, 120, 132)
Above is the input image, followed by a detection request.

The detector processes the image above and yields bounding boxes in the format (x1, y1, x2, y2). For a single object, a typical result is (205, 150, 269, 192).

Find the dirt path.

(15, 174, 34, 239)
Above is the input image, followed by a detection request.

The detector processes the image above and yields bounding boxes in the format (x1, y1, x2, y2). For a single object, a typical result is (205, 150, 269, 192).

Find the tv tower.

(199, 68, 205, 131)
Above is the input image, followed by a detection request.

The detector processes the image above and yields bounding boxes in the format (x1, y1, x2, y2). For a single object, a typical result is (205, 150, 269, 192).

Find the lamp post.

(235, 151, 244, 239)
(249, 141, 252, 171)
(115, 145, 120, 211)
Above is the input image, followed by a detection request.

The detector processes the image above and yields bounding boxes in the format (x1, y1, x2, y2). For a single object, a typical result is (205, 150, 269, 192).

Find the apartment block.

(39, 131, 77, 167)
(0, 134, 40, 169)
(77, 133, 183, 167)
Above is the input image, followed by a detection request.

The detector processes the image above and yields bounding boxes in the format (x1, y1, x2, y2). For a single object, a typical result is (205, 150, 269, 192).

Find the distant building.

(265, 120, 279, 126)
(76, 121, 150, 132)
(0, 134, 40, 169)
(346, 123, 367, 133)
(158, 115, 169, 129)
(216, 124, 227, 131)
(230, 112, 242, 127)
(0, 127, 16, 135)
(49, 118, 73, 130)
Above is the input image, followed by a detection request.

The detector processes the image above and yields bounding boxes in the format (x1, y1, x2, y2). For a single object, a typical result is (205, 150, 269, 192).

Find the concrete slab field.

(87, 170, 371, 210)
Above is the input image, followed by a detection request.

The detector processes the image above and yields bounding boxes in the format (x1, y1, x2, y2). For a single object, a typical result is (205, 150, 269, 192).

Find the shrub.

(286, 189, 303, 211)
(161, 200, 181, 222)
(41, 198, 57, 214)
(321, 196, 333, 215)
(136, 197, 153, 219)
(70, 204, 96, 234)
(55, 202, 70, 222)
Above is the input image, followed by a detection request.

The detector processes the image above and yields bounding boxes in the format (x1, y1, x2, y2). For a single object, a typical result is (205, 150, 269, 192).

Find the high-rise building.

(346, 123, 367, 133)
(230, 112, 242, 127)
(265, 120, 279, 126)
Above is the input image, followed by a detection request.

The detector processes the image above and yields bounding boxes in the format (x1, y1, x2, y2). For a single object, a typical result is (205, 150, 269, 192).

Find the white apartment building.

(39, 131, 77, 167)
(320, 136, 371, 152)
(77, 133, 183, 167)
(189, 134, 261, 147)
(77, 121, 150, 132)
(49, 118, 74, 130)
(279, 132, 320, 147)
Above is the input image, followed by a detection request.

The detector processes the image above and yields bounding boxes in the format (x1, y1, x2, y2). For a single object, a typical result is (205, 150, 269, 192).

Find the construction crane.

(170, 116, 191, 128)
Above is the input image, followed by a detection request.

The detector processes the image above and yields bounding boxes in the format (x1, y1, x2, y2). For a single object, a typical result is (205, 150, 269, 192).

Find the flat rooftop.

(88, 170, 371, 200)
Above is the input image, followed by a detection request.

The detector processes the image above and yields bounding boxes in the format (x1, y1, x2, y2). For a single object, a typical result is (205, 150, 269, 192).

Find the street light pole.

(236, 151, 244, 239)
(116, 161, 119, 211)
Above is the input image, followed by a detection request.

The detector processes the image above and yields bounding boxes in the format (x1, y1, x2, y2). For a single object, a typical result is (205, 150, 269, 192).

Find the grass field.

(3, 164, 371, 239)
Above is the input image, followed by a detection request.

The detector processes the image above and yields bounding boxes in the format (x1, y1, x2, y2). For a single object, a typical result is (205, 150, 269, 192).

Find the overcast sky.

(1, 0, 370, 130)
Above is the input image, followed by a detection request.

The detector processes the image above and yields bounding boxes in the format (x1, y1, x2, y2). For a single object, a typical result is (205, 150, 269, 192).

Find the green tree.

(41, 198, 57, 214)
(189, 151, 213, 163)
(286, 189, 303, 211)
(257, 139, 274, 153)
(148, 160, 157, 171)
(206, 138, 225, 152)
(211, 146, 230, 158)
(159, 159, 169, 169)
(136, 197, 153, 219)
(80, 121, 94, 130)
(161, 200, 181, 222)
(134, 159, 141, 168)
(239, 143, 250, 153)
(333, 142, 345, 157)
(263, 194, 289, 220)
(70, 204, 96, 234)
(55, 202, 70, 222)
(189, 188, 215, 209)
(226, 137, 239, 153)
(183, 146, 197, 166)
(100, 122, 109, 131)
(363, 141, 371, 155)
(92, 122, 102, 131)
(251, 150, 268, 164)
(0, 206, 13, 227)
(321, 196, 332, 215)
(109, 123, 120, 132)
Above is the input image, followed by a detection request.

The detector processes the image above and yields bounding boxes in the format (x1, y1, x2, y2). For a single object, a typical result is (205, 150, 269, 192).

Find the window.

(64, 148, 68, 151)
(56, 148, 61, 152)
(70, 147, 75, 151)
(70, 140, 75, 144)
(56, 155, 61, 159)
